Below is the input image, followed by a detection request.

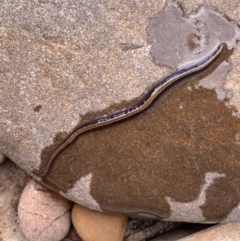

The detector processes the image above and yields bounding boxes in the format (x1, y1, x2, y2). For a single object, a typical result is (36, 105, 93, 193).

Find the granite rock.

(1, 0, 240, 224)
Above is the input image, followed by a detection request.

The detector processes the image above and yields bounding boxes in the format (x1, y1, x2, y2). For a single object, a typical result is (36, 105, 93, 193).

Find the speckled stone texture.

(0, 160, 29, 241)
(2, 0, 240, 224)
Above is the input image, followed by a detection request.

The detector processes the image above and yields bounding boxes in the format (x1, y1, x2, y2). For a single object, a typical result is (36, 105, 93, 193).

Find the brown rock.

(18, 180, 72, 241)
(2, 0, 240, 224)
(177, 222, 240, 241)
(29, 1, 240, 224)
(72, 203, 128, 241)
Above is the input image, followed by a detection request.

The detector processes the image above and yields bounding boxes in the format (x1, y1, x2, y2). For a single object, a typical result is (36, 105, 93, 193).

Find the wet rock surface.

(0, 159, 232, 241)
(147, 0, 239, 68)
(1, 0, 240, 226)
(46, 47, 240, 222)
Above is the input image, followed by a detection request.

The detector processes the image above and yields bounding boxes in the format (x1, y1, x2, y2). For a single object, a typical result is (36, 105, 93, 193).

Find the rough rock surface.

(18, 180, 72, 241)
(2, 0, 240, 224)
(0, 160, 29, 241)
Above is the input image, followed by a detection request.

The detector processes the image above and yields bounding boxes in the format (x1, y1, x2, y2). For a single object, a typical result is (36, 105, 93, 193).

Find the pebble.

(72, 203, 128, 241)
(18, 180, 72, 241)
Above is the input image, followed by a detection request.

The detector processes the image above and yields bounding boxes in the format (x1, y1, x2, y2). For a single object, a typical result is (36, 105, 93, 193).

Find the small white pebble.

(18, 180, 72, 241)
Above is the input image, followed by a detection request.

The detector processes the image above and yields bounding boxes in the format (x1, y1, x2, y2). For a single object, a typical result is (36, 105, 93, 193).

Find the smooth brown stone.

(72, 204, 128, 241)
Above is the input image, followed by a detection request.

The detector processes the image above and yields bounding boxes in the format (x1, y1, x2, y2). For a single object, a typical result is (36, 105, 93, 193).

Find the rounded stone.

(18, 180, 72, 241)
(72, 203, 128, 241)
